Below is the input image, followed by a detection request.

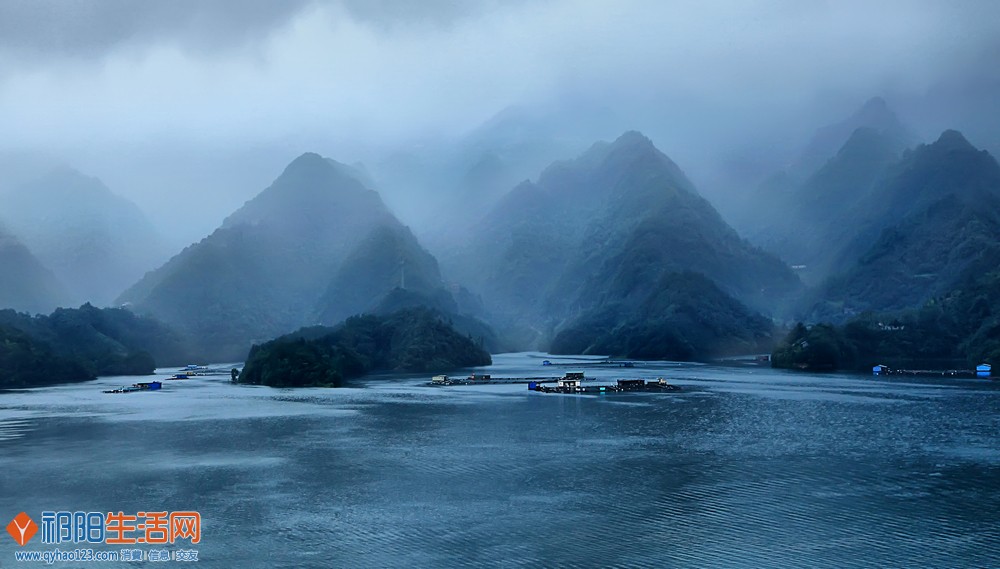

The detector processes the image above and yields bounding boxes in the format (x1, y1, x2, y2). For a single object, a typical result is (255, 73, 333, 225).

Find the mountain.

(119, 152, 487, 361)
(0, 225, 68, 313)
(448, 104, 621, 213)
(0, 167, 168, 306)
(773, 247, 1000, 371)
(444, 131, 800, 352)
(118, 153, 399, 359)
(551, 271, 774, 360)
(752, 126, 910, 283)
(376, 101, 621, 242)
(735, 97, 918, 243)
(807, 130, 1000, 320)
(315, 223, 450, 325)
(790, 96, 917, 182)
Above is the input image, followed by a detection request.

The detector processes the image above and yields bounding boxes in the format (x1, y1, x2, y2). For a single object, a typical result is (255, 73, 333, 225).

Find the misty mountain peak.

(602, 130, 698, 196)
(834, 127, 904, 160)
(850, 96, 903, 132)
(604, 131, 665, 164)
(281, 151, 334, 179)
(931, 129, 976, 152)
(270, 152, 377, 194)
(857, 96, 888, 116)
(612, 130, 655, 149)
(15, 166, 121, 207)
(786, 96, 917, 183)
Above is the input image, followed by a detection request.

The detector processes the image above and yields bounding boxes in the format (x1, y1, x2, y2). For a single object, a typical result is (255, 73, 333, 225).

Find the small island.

(238, 308, 492, 388)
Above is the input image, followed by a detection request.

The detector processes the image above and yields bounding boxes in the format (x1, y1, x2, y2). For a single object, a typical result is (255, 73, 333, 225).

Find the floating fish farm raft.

(428, 372, 590, 386)
(428, 372, 681, 394)
(529, 378, 680, 394)
(103, 381, 162, 394)
(872, 363, 992, 379)
(541, 359, 636, 368)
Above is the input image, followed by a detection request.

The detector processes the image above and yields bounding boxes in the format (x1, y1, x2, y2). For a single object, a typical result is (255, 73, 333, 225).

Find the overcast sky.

(1, 0, 998, 243)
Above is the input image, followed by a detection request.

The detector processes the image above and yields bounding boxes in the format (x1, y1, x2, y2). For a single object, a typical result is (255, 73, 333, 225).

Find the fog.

(1, 0, 998, 246)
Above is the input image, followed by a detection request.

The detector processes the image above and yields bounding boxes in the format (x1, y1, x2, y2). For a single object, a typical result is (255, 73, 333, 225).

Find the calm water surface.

(1, 353, 998, 568)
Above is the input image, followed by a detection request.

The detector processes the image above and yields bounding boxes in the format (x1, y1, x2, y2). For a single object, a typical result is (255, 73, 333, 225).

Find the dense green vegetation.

(810, 191, 1000, 321)
(239, 308, 492, 388)
(551, 272, 774, 360)
(0, 326, 92, 388)
(741, 119, 1000, 370)
(771, 323, 859, 371)
(806, 131, 1000, 322)
(0, 304, 188, 384)
(774, 252, 1000, 370)
(372, 288, 506, 353)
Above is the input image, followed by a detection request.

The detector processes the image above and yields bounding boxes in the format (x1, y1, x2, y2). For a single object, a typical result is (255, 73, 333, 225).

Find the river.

(1, 353, 998, 567)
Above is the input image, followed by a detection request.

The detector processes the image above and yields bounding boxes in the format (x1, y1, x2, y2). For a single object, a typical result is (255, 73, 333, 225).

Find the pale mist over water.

(1, 354, 998, 567)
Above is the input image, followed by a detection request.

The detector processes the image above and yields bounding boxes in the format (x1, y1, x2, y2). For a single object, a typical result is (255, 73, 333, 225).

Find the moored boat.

(167, 371, 197, 380)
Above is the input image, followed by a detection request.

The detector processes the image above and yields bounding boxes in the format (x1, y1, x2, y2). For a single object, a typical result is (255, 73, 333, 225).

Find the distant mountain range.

(377, 102, 622, 242)
(737, 98, 996, 310)
(786, 96, 918, 184)
(806, 130, 1000, 321)
(751, 125, 912, 283)
(443, 130, 799, 356)
(735, 97, 918, 251)
(5, 96, 998, 371)
(119, 152, 489, 361)
(0, 167, 168, 306)
(726, 95, 1000, 369)
(550, 271, 774, 360)
(0, 224, 68, 314)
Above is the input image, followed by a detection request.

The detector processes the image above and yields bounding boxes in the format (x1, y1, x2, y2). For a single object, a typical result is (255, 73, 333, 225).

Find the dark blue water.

(2, 353, 998, 567)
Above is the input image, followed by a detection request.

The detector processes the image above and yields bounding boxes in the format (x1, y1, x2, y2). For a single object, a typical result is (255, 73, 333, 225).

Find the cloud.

(0, 0, 997, 243)
(0, 0, 309, 60)
(1, 0, 996, 145)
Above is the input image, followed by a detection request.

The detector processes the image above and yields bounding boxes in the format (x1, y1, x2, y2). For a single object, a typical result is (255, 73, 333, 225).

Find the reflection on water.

(1, 353, 998, 567)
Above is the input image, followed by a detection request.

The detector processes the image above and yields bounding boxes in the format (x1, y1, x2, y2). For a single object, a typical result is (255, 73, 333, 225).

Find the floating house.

(557, 377, 582, 389)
